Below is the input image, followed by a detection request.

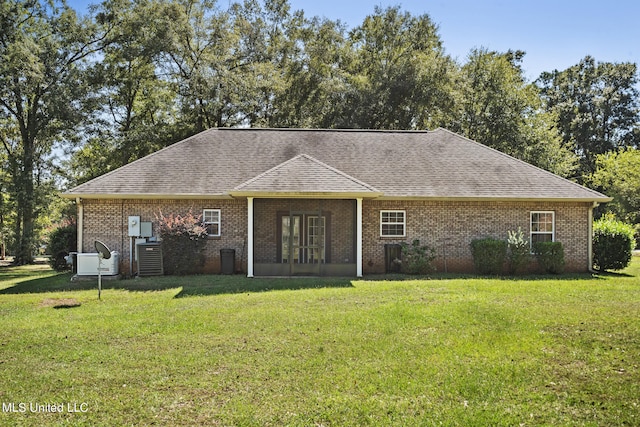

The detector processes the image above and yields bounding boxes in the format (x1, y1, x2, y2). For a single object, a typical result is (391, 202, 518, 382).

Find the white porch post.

(356, 197, 363, 277)
(76, 198, 83, 253)
(247, 197, 254, 278)
(588, 202, 598, 273)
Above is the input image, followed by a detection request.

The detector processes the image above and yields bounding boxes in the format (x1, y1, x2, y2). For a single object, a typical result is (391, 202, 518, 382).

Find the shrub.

(532, 241, 565, 274)
(507, 228, 531, 275)
(47, 224, 77, 272)
(399, 239, 437, 274)
(156, 210, 209, 275)
(593, 216, 636, 271)
(470, 237, 507, 275)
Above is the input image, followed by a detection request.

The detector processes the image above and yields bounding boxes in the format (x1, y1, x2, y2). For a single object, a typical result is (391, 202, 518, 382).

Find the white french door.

(281, 214, 325, 265)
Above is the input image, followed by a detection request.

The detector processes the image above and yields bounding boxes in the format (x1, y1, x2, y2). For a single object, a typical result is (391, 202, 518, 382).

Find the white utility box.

(76, 252, 120, 276)
(128, 216, 141, 237)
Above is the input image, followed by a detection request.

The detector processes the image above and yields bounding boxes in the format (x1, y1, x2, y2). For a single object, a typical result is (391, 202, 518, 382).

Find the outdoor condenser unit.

(76, 252, 120, 276)
(136, 242, 163, 276)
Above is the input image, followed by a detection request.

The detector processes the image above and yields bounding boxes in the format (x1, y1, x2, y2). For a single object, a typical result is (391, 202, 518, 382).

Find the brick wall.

(362, 200, 593, 274)
(80, 199, 247, 275)
(80, 198, 593, 276)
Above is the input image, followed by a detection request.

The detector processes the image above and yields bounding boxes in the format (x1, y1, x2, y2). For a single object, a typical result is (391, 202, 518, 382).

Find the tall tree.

(0, 0, 111, 264)
(453, 48, 577, 177)
(69, 0, 182, 184)
(269, 15, 350, 127)
(161, 0, 234, 131)
(342, 6, 455, 129)
(455, 49, 531, 153)
(0, 151, 10, 259)
(537, 56, 640, 179)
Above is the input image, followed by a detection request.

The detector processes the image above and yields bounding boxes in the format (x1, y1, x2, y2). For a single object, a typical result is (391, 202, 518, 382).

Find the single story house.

(62, 128, 610, 276)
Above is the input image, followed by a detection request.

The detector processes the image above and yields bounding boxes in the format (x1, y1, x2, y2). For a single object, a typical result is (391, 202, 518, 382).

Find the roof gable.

(231, 154, 380, 197)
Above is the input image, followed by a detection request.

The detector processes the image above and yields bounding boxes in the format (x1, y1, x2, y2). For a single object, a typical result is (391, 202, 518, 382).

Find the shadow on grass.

(0, 272, 355, 297)
(3, 261, 634, 297)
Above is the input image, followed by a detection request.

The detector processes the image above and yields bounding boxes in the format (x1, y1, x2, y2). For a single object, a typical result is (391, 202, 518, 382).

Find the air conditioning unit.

(76, 252, 120, 276)
(136, 242, 163, 276)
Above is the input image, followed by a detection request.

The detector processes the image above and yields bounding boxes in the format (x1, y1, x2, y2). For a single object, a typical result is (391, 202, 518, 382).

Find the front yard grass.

(0, 258, 638, 426)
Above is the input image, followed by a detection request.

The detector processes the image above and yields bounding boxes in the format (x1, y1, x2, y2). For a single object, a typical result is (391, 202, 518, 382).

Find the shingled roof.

(232, 154, 381, 197)
(63, 128, 610, 202)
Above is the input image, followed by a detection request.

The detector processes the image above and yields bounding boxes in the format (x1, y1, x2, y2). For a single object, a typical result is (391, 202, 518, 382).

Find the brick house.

(62, 128, 610, 276)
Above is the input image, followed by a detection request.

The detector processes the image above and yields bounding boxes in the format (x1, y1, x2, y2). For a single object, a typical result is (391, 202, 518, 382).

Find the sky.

(67, 0, 640, 81)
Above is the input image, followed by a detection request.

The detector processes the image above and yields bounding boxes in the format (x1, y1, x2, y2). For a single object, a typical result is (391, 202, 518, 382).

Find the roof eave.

(61, 192, 234, 200)
(376, 195, 613, 203)
(228, 191, 384, 199)
(61, 192, 612, 203)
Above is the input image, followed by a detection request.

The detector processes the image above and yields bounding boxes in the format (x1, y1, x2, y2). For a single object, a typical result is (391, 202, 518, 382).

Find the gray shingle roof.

(63, 128, 610, 201)
(232, 154, 381, 196)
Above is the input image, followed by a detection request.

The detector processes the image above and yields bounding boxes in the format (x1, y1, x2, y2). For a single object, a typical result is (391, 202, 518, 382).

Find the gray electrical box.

(140, 221, 152, 238)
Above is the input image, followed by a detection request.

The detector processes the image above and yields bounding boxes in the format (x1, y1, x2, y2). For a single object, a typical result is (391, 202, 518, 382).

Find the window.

(530, 211, 554, 245)
(380, 210, 406, 237)
(203, 209, 221, 237)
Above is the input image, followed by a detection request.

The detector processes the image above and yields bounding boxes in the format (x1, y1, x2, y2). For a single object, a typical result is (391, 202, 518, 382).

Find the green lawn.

(0, 259, 639, 426)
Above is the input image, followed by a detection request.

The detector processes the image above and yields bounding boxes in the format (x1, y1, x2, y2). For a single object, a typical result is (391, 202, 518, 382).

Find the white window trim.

(203, 209, 221, 237)
(530, 211, 555, 246)
(380, 210, 406, 238)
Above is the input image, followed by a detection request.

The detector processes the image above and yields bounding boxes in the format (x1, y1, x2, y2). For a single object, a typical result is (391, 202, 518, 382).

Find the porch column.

(76, 198, 83, 253)
(356, 197, 363, 277)
(247, 197, 254, 278)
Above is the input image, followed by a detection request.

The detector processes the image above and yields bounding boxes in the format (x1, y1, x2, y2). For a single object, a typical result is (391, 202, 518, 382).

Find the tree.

(268, 15, 350, 127)
(537, 56, 640, 180)
(0, 151, 11, 259)
(159, 0, 298, 130)
(455, 48, 530, 153)
(589, 148, 640, 224)
(342, 6, 456, 129)
(68, 0, 184, 185)
(0, 0, 113, 264)
(452, 48, 577, 177)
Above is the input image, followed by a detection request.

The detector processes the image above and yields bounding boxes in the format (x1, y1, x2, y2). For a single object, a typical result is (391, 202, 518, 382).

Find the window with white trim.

(203, 209, 221, 237)
(380, 210, 406, 237)
(530, 211, 554, 245)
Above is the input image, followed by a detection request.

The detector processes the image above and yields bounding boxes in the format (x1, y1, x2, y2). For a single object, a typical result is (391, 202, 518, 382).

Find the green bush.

(507, 228, 531, 275)
(532, 241, 565, 274)
(156, 210, 209, 275)
(399, 239, 437, 274)
(593, 216, 636, 271)
(470, 237, 507, 275)
(47, 224, 77, 272)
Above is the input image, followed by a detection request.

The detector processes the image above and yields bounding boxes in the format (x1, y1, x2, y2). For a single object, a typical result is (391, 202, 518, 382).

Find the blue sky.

(68, 0, 640, 81)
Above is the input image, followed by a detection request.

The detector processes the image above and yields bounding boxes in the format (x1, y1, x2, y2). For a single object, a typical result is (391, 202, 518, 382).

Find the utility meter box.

(140, 221, 153, 238)
(128, 216, 141, 237)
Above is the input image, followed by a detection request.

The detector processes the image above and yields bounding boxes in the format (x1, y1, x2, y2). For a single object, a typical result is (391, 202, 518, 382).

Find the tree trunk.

(12, 139, 36, 265)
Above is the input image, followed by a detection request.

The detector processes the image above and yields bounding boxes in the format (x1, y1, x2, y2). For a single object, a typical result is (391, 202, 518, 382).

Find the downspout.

(356, 197, 363, 278)
(76, 198, 83, 253)
(247, 197, 254, 278)
(588, 202, 599, 273)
